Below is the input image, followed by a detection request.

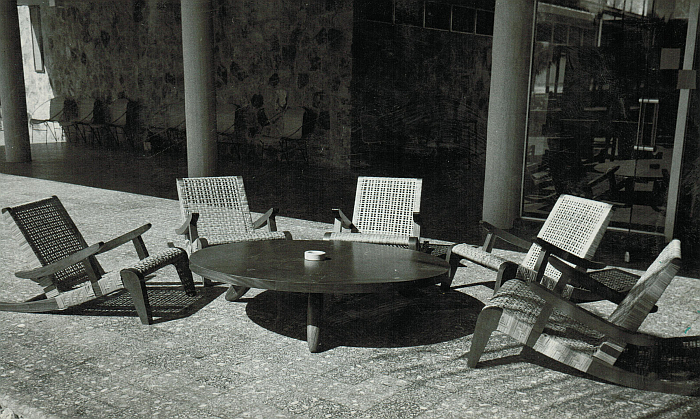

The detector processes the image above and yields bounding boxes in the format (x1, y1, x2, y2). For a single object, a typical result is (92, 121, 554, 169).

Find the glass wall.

(523, 0, 695, 235)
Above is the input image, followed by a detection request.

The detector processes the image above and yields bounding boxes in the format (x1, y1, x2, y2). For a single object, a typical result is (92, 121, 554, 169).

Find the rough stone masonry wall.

(40, 3, 140, 108)
(37, 0, 353, 167)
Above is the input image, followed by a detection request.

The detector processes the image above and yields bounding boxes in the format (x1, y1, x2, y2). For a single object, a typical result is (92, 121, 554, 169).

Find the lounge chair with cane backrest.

(1, 196, 196, 325)
(175, 176, 292, 301)
(467, 239, 699, 395)
(447, 194, 641, 303)
(324, 176, 423, 251)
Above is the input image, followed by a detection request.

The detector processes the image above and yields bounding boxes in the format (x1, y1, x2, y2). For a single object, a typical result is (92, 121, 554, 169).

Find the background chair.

(324, 176, 423, 250)
(1, 196, 196, 325)
(447, 194, 636, 303)
(29, 96, 68, 142)
(70, 98, 102, 145)
(175, 176, 291, 300)
(543, 149, 626, 205)
(467, 239, 699, 395)
(104, 98, 133, 148)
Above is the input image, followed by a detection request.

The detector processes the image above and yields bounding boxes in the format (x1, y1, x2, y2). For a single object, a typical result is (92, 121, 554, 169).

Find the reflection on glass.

(523, 0, 690, 235)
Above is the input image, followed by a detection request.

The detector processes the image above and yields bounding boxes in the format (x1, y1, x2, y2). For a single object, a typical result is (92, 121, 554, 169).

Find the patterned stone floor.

(0, 143, 699, 418)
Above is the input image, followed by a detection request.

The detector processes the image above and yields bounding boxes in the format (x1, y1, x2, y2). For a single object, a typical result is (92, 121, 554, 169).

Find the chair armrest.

(97, 224, 151, 254)
(252, 207, 279, 231)
(534, 237, 607, 271)
(15, 242, 104, 280)
(546, 256, 627, 304)
(494, 260, 520, 292)
(175, 213, 198, 235)
(332, 209, 359, 233)
(480, 220, 532, 251)
(527, 280, 657, 346)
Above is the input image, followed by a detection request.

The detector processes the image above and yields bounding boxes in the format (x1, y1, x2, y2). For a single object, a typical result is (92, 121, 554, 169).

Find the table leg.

(225, 285, 250, 301)
(307, 293, 323, 353)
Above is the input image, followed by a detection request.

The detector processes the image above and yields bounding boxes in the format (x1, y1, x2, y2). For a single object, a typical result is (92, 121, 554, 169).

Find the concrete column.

(482, 0, 535, 228)
(0, 0, 31, 163)
(181, 0, 217, 177)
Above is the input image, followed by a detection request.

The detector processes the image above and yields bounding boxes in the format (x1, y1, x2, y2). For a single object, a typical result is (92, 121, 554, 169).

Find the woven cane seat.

(129, 246, 187, 277)
(450, 243, 508, 272)
(324, 232, 414, 247)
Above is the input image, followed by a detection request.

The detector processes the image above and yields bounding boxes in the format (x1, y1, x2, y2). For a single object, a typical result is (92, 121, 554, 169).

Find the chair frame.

(446, 194, 626, 302)
(1, 196, 196, 325)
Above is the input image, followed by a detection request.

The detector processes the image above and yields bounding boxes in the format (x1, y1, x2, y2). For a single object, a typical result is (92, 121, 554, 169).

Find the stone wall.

(34, 0, 353, 167)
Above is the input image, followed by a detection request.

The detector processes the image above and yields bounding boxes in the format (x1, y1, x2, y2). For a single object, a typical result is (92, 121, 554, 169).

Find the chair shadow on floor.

(245, 285, 484, 351)
(52, 282, 225, 324)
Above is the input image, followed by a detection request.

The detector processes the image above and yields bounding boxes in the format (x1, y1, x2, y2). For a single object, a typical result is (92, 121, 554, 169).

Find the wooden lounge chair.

(175, 176, 291, 300)
(324, 176, 423, 250)
(467, 239, 699, 395)
(447, 194, 639, 303)
(1, 196, 196, 325)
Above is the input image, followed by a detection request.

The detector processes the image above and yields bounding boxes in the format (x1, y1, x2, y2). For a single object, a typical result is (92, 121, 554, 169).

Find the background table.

(189, 240, 451, 352)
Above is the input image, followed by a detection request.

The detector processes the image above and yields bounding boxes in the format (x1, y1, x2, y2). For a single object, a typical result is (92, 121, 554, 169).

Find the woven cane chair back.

(518, 195, 613, 286)
(352, 176, 422, 237)
(2, 196, 96, 292)
(608, 239, 681, 331)
(176, 176, 256, 244)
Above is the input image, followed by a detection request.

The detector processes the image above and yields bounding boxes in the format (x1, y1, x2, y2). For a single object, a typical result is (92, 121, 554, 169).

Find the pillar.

(482, 0, 535, 228)
(0, 0, 31, 163)
(181, 0, 217, 177)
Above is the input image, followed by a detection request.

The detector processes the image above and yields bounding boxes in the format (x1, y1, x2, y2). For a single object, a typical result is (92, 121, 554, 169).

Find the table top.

(594, 153, 671, 179)
(189, 240, 451, 294)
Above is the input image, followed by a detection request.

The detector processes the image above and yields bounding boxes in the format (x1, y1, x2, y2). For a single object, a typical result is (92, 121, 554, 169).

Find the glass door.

(523, 0, 696, 236)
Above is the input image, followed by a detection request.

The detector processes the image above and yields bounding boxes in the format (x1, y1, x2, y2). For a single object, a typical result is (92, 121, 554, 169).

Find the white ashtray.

(304, 250, 326, 261)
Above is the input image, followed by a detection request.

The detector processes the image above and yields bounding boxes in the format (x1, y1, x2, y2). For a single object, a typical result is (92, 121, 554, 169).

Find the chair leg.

(171, 252, 197, 297)
(443, 246, 460, 291)
(120, 269, 152, 325)
(467, 307, 503, 368)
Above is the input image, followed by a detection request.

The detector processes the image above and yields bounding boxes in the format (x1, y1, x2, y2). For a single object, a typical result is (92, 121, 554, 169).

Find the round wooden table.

(189, 240, 451, 352)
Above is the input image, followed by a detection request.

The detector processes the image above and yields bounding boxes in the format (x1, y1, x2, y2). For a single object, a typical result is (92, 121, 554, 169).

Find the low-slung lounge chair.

(1, 196, 196, 325)
(175, 176, 291, 301)
(467, 239, 699, 395)
(447, 194, 639, 304)
(324, 176, 423, 250)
